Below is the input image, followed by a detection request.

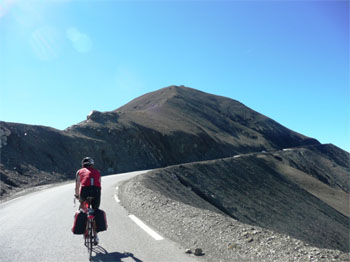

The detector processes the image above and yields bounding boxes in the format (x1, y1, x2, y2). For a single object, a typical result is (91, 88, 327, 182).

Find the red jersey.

(77, 167, 101, 188)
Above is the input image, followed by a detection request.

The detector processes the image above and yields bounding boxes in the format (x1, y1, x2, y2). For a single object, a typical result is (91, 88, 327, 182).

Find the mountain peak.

(113, 85, 319, 150)
(115, 85, 197, 112)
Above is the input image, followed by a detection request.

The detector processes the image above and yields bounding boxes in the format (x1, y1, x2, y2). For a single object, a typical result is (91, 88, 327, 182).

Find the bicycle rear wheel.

(84, 219, 93, 261)
(88, 221, 93, 261)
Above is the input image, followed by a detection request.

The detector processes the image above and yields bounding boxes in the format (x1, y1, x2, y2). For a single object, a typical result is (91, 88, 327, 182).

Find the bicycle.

(74, 195, 96, 261)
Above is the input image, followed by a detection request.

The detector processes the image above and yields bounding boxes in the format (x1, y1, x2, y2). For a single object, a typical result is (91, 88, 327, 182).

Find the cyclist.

(75, 157, 101, 245)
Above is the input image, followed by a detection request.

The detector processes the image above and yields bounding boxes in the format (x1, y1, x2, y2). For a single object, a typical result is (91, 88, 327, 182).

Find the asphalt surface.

(0, 170, 200, 262)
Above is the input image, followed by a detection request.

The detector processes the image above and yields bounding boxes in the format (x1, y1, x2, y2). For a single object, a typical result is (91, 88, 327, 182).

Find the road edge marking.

(114, 186, 121, 203)
(0, 196, 24, 206)
(129, 214, 164, 241)
(114, 194, 120, 203)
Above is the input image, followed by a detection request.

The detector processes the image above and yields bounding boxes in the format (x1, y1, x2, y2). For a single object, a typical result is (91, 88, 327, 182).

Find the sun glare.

(0, 0, 17, 18)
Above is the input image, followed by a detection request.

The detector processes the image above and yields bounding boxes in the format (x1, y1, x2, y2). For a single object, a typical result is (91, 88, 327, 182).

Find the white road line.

(114, 194, 120, 203)
(114, 186, 120, 202)
(0, 196, 24, 206)
(112, 170, 151, 178)
(129, 214, 164, 241)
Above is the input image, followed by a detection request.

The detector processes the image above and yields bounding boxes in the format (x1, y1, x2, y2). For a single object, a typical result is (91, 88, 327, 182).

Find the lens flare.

(30, 26, 61, 61)
(66, 27, 93, 53)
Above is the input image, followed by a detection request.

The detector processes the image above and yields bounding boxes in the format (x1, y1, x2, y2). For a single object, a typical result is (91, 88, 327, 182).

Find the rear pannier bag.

(72, 210, 87, 234)
(95, 208, 107, 232)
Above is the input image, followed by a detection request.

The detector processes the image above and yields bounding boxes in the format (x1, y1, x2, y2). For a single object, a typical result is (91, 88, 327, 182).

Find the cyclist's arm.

(75, 171, 80, 197)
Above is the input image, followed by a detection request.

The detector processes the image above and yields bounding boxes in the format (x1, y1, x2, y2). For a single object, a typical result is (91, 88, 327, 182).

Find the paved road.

(0, 171, 199, 262)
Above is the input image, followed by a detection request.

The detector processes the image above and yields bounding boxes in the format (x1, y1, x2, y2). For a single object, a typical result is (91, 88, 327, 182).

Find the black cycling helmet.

(82, 157, 94, 167)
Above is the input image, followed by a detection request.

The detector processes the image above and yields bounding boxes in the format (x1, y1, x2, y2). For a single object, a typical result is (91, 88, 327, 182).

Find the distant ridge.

(1, 85, 322, 197)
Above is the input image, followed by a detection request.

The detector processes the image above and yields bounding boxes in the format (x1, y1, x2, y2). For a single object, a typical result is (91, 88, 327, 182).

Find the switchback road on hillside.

(0, 171, 200, 262)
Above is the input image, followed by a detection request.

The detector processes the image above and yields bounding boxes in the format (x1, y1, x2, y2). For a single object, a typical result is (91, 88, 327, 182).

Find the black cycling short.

(80, 186, 101, 209)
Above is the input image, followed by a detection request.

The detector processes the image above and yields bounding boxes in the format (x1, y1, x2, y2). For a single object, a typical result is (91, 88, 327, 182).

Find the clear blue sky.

(0, 0, 349, 151)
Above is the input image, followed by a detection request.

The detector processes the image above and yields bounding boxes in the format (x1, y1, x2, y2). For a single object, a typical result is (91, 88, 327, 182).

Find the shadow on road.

(91, 246, 143, 262)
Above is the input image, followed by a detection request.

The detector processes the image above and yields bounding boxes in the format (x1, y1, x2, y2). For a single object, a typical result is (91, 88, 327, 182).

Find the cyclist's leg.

(91, 187, 101, 209)
(79, 199, 84, 210)
(93, 220, 99, 245)
(79, 187, 89, 210)
(91, 187, 100, 245)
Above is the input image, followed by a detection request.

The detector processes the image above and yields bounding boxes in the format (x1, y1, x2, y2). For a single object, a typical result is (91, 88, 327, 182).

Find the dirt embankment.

(119, 147, 349, 262)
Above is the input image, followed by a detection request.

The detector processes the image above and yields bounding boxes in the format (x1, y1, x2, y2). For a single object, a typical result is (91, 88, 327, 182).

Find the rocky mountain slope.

(119, 144, 349, 261)
(1, 85, 320, 198)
